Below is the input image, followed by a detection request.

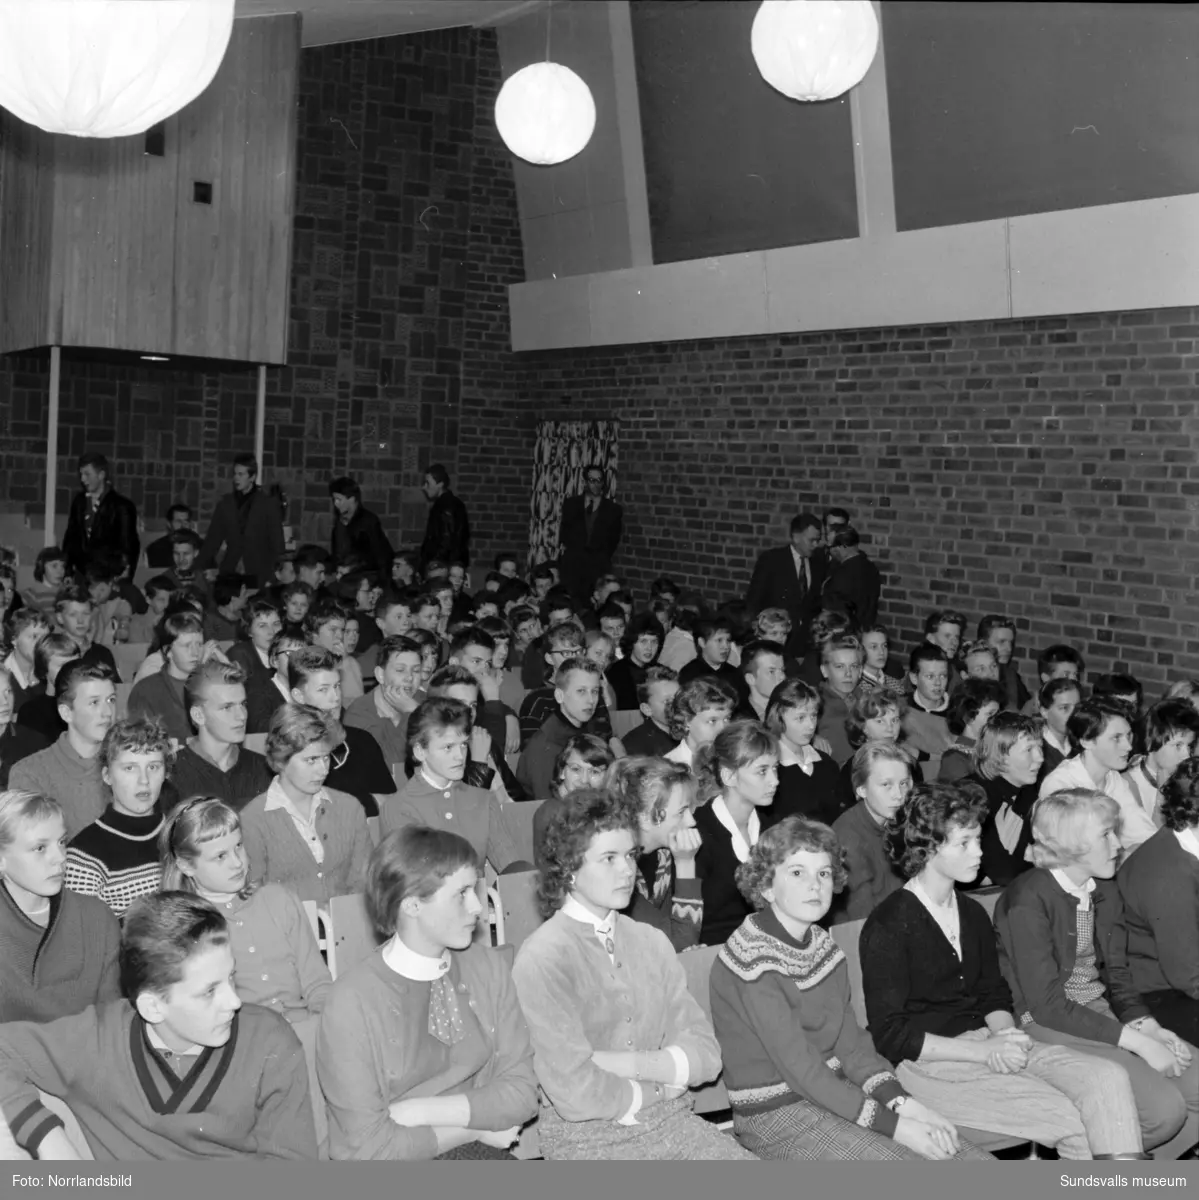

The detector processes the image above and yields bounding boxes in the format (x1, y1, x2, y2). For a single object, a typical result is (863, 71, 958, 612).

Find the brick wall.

(477, 307, 1199, 691)
(0, 27, 525, 561)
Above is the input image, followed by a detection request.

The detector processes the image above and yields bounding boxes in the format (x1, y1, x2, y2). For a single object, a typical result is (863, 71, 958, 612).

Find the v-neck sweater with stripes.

(0, 1002, 318, 1159)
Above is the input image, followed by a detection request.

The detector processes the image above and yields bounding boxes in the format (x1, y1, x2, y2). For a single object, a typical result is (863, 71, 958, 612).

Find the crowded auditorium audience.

(0, 466, 1197, 1167)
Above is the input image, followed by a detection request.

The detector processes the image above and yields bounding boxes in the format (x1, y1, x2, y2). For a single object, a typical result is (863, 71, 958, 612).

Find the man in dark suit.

(62, 452, 140, 576)
(558, 466, 623, 605)
(745, 512, 827, 653)
(196, 453, 285, 588)
(823, 526, 881, 628)
(329, 476, 393, 575)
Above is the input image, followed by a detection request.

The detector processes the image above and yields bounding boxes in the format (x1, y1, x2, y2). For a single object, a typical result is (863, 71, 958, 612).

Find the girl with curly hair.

(996, 787, 1198, 1158)
(663, 676, 735, 768)
(511, 788, 753, 1160)
(693, 720, 779, 945)
(711, 816, 988, 1160)
(1117, 757, 1199, 1044)
(859, 783, 1146, 1160)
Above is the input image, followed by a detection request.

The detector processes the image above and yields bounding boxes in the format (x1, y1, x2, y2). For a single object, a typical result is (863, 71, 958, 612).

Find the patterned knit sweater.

(711, 908, 906, 1136)
(64, 805, 164, 915)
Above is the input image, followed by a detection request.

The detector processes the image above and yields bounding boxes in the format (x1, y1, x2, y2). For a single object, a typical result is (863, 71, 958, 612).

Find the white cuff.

(664, 1045, 690, 1089)
(616, 1080, 643, 1126)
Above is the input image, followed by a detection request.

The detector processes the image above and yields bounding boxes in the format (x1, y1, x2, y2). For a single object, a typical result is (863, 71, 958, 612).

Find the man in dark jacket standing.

(420, 464, 470, 569)
(745, 512, 827, 654)
(558, 466, 623, 604)
(823, 526, 881, 628)
(196, 453, 284, 588)
(329, 476, 393, 574)
(62, 453, 140, 576)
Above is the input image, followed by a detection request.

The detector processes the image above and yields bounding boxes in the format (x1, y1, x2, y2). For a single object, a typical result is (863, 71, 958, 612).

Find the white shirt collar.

(778, 741, 820, 772)
(665, 741, 692, 766)
(1175, 826, 1199, 862)
(1050, 868, 1096, 910)
(145, 1023, 203, 1058)
(711, 795, 760, 863)
(254, 645, 271, 669)
(1043, 728, 1071, 755)
(3, 654, 33, 690)
(381, 933, 451, 981)
(561, 893, 616, 936)
(263, 777, 321, 824)
(273, 676, 290, 701)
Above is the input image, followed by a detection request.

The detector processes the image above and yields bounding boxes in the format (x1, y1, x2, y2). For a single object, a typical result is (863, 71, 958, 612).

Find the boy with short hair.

(736, 639, 787, 722)
(516, 657, 603, 800)
(529, 562, 554, 603)
(816, 634, 864, 765)
(85, 559, 133, 648)
(1037, 676, 1081, 777)
(303, 599, 347, 657)
(677, 615, 746, 699)
(622, 664, 680, 757)
(145, 502, 192, 570)
(922, 609, 966, 692)
(901, 643, 954, 782)
(166, 529, 207, 600)
(355, 591, 414, 679)
(961, 639, 1000, 683)
(0, 891, 317, 1160)
(65, 716, 174, 914)
(1091, 672, 1144, 721)
(203, 575, 250, 643)
(10, 659, 117, 837)
(977, 614, 1030, 711)
(1022, 644, 1086, 717)
(127, 575, 175, 645)
(495, 552, 519, 579)
(517, 621, 587, 744)
(247, 630, 307, 734)
(127, 612, 206, 743)
(172, 659, 273, 810)
(54, 585, 119, 677)
(597, 600, 628, 654)
(606, 613, 665, 710)
(344, 634, 423, 774)
(938, 678, 1005, 783)
(521, 596, 576, 688)
(293, 544, 329, 595)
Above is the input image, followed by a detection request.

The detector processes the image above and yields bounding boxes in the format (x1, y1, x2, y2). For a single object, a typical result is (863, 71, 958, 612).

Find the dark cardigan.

(694, 801, 756, 946)
(860, 887, 1014, 1066)
(967, 771, 1037, 888)
(768, 752, 847, 829)
(993, 867, 1149, 1047)
(1117, 826, 1199, 1001)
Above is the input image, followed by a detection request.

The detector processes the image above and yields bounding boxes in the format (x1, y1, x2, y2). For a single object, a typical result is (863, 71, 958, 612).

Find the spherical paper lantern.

(495, 62, 596, 166)
(751, 0, 879, 103)
(0, 0, 235, 138)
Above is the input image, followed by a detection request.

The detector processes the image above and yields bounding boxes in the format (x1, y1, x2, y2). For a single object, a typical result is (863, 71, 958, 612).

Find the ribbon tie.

(428, 974, 467, 1047)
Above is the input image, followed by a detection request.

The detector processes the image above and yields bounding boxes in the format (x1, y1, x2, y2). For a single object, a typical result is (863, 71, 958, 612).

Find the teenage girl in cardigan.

(160, 796, 331, 1025)
(711, 815, 989, 1160)
(512, 788, 754, 1160)
(317, 826, 537, 1159)
(693, 720, 779, 945)
(861, 782, 1147, 1160)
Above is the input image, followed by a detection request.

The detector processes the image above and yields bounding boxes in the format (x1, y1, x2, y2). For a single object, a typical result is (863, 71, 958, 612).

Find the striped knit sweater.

(710, 908, 906, 1136)
(64, 805, 164, 916)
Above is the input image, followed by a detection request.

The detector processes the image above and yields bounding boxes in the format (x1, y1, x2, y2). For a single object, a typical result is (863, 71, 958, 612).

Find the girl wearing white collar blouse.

(317, 826, 537, 1159)
(512, 788, 754, 1160)
(693, 720, 779, 945)
(160, 796, 331, 1026)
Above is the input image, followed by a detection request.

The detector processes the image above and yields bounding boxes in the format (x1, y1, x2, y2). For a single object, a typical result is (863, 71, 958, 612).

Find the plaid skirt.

(538, 1094, 756, 1161)
(733, 1098, 992, 1162)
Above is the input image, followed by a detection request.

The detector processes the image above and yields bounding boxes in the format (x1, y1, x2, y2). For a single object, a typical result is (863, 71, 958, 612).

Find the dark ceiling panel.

(884, 2, 1199, 231)
(631, 0, 859, 264)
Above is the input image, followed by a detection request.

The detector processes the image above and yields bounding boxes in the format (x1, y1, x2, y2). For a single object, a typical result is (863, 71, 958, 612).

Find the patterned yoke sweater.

(710, 908, 907, 1137)
(64, 805, 164, 915)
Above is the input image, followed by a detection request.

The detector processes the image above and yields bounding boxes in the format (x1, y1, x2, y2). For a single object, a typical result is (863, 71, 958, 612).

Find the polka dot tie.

(428, 975, 466, 1047)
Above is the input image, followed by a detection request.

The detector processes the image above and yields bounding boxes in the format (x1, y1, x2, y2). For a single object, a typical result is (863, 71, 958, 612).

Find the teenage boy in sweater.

(622, 665, 680, 757)
(10, 660, 116, 838)
(54, 586, 119, 678)
(65, 717, 173, 915)
(517, 658, 602, 801)
(901, 644, 954, 783)
(922, 609, 966, 695)
(1021, 644, 1085, 716)
(977, 614, 1030, 712)
(0, 891, 317, 1160)
(355, 590, 415, 680)
(172, 660, 273, 811)
(344, 634, 422, 776)
(817, 635, 865, 766)
(678, 616, 748, 701)
(736, 640, 788, 723)
(127, 612, 205, 745)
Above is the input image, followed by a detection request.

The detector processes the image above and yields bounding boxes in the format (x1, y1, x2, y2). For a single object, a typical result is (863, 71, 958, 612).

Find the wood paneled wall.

(0, 14, 299, 364)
